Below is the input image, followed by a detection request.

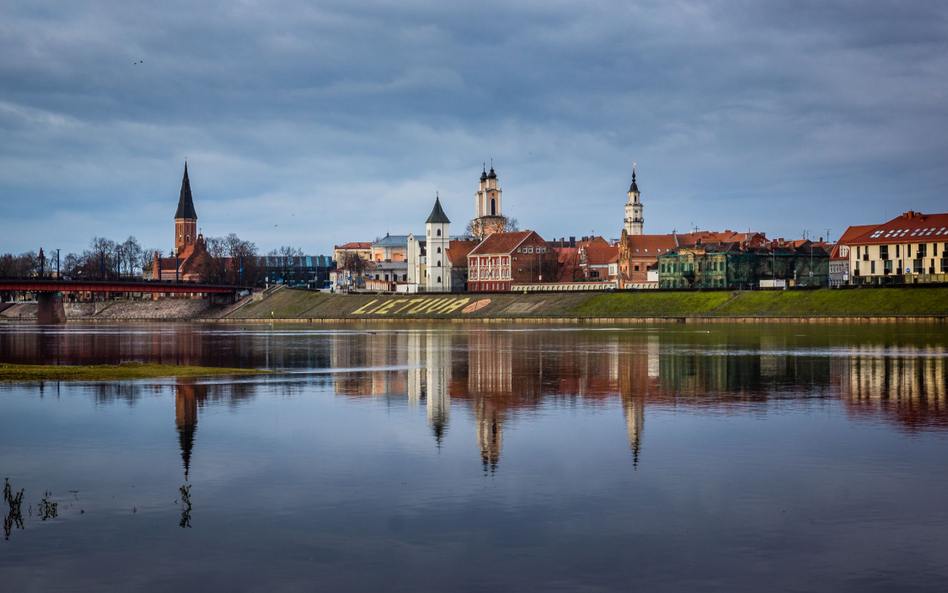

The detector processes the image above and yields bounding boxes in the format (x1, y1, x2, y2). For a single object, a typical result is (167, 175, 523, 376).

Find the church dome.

(480, 166, 488, 182)
(487, 166, 497, 180)
(629, 170, 639, 193)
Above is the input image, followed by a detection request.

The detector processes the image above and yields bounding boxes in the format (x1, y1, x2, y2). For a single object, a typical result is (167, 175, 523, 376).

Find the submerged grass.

(0, 362, 274, 383)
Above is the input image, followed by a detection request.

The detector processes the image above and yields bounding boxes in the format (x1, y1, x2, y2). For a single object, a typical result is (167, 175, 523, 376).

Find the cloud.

(1, 0, 947, 255)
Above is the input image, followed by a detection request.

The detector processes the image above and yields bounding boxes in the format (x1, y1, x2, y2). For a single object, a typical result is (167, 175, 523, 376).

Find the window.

(880, 245, 889, 260)
(884, 260, 892, 274)
(942, 258, 948, 273)
(437, 229, 441, 237)
(896, 245, 900, 258)
(437, 276, 441, 283)
(919, 244, 928, 257)
(437, 247, 441, 254)
(870, 261, 876, 274)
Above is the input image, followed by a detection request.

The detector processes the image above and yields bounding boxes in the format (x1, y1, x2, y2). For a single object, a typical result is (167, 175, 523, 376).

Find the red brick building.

(144, 163, 235, 283)
(467, 231, 555, 291)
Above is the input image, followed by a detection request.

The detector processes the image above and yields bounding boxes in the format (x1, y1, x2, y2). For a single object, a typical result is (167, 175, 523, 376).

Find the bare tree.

(467, 216, 521, 241)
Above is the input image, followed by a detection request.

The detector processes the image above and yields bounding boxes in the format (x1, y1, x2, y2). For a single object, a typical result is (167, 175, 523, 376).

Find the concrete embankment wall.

(0, 299, 223, 320)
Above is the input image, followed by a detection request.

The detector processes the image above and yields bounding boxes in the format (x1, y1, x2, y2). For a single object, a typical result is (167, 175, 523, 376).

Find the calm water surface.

(1, 322, 947, 592)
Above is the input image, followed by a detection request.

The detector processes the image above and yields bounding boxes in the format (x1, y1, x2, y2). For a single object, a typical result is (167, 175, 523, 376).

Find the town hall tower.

(623, 167, 644, 236)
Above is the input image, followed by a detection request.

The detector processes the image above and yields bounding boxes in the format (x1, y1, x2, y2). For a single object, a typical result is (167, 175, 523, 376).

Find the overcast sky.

(1, 0, 946, 256)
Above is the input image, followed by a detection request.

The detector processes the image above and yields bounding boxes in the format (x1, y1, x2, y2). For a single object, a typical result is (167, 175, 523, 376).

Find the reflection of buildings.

(426, 332, 451, 445)
(328, 326, 948, 473)
(175, 381, 207, 480)
(834, 347, 948, 431)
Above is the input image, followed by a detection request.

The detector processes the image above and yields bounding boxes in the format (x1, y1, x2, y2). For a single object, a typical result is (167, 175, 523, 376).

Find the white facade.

(426, 220, 451, 292)
(623, 170, 644, 236)
(406, 234, 424, 288)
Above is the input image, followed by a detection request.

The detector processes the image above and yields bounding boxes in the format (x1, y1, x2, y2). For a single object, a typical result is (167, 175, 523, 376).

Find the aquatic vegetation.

(3, 479, 25, 540)
(179, 485, 192, 529)
(0, 362, 275, 383)
(38, 491, 58, 521)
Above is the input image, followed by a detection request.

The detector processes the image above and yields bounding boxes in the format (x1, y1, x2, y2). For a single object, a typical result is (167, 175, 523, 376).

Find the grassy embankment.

(0, 362, 274, 383)
(570, 288, 948, 317)
(225, 286, 948, 319)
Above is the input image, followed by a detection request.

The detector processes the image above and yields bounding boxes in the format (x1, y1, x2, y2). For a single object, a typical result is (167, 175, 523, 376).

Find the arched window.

(436, 229, 441, 237)
(186, 235, 190, 243)
(437, 276, 442, 283)
(437, 247, 441, 254)
(437, 260, 441, 267)
(491, 199, 496, 216)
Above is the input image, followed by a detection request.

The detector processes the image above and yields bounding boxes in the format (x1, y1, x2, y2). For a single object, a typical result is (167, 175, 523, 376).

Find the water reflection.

(327, 326, 948, 468)
(835, 349, 948, 431)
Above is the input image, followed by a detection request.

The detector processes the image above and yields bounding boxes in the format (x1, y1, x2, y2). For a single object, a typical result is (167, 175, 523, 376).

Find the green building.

(658, 241, 829, 289)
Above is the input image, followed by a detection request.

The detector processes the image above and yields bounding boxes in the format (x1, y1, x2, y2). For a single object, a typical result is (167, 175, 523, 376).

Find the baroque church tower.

(624, 167, 643, 236)
(425, 195, 451, 292)
(471, 163, 505, 239)
(174, 162, 198, 255)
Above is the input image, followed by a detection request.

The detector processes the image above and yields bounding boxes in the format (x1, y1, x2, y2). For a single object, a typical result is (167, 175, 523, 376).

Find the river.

(1, 321, 947, 591)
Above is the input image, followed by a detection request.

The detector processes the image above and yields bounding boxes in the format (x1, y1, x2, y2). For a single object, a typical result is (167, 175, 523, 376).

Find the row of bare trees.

(0, 236, 160, 280)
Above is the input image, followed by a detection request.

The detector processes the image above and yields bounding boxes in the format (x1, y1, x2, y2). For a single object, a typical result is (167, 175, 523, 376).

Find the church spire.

(175, 162, 197, 220)
(426, 195, 451, 224)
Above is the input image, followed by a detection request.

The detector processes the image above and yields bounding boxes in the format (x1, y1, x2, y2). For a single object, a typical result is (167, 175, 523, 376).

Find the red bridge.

(0, 279, 246, 323)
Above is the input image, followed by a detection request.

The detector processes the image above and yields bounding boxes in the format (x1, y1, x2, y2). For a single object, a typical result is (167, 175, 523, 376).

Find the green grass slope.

(568, 291, 735, 317)
(714, 288, 948, 316)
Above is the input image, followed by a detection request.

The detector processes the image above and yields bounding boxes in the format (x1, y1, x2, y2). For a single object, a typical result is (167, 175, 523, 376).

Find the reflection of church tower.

(174, 382, 206, 480)
(623, 395, 644, 469)
(426, 331, 450, 446)
(618, 352, 646, 469)
(174, 162, 198, 256)
(407, 331, 423, 408)
(475, 401, 503, 474)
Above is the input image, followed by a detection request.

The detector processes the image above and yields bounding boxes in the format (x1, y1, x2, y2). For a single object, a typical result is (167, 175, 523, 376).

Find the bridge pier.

(37, 292, 67, 324)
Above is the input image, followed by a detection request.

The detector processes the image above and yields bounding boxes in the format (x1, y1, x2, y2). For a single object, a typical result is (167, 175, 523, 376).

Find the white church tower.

(425, 195, 451, 292)
(624, 166, 644, 236)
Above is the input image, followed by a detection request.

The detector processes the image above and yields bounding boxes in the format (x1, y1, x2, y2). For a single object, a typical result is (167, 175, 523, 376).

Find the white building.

(623, 168, 644, 236)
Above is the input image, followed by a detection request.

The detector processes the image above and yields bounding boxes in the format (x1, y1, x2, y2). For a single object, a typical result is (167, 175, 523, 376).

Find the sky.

(1, 0, 946, 257)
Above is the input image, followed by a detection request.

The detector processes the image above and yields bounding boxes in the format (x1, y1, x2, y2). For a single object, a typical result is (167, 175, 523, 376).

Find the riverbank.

(0, 362, 274, 383)
(222, 286, 948, 320)
(3, 286, 947, 322)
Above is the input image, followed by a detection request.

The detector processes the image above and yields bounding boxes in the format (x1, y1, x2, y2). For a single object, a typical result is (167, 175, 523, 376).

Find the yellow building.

(848, 210, 948, 284)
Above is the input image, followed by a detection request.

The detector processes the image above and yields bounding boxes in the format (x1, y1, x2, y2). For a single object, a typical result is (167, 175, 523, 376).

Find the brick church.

(145, 163, 224, 282)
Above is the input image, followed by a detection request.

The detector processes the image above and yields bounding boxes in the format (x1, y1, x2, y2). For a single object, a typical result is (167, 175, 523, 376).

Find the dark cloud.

(1, 0, 946, 254)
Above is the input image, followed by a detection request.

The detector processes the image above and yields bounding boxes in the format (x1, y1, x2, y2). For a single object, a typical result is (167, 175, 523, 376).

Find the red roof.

(625, 234, 679, 256)
(829, 224, 878, 260)
(335, 242, 372, 250)
(583, 243, 619, 265)
(446, 240, 480, 267)
(847, 211, 948, 246)
(469, 231, 537, 255)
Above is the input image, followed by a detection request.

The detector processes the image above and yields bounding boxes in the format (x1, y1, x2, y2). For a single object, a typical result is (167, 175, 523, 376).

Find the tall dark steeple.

(174, 162, 198, 255)
(175, 162, 198, 220)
